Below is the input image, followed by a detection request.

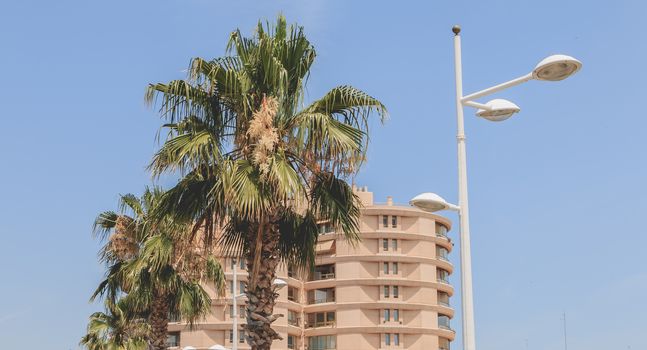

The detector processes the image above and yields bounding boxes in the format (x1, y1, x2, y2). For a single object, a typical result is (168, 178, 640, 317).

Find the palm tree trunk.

(149, 291, 170, 350)
(245, 220, 282, 350)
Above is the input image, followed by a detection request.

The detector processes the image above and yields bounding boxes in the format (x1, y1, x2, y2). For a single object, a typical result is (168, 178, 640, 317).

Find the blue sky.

(1, 1, 645, 349)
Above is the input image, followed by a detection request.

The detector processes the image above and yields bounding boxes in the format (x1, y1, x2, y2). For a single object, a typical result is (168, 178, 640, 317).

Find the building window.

(230, 281, 245, 293)
(392, 262, 399, 274)
(384, 309, 390, 322)
(393, 286, 399, 298)
(318, 222, 334, 235)
(383, 215, 389, 228)
(230, 281, 246, 294)
(166, 332, 180, 347)
(392, 239, 398, 251)
(308, 335, 336, 350)
(438, 315, 451, 330)
(394, 333, 400, 346)
(306, 311, 335, 328)
(437, 269, 450, 283)
(327, 311, 335, 324)
(439, 337, 451, 350)
(383, 262, 389, 274)
(438, 291, 450, 307)
(436, 246, 449, 261)
(391, 215, 398, 228)
(288, 310, 299, 326)
(383, 239, 389, 251)
(288, 286, 298, 302)
(312, 264, 335, 281)
(308, 288, 335, 304)
(288, 265, 295, 278)
(385, 333, 391, 346)
(436, 223, 448, 238)
(230, 258, 245, 270)
(229, 330, 245, 343)
(383, 285, 390, 298)
(287, 335, 296, 349)
(230, 305, 244, 318)
(393, 309, 400, 322)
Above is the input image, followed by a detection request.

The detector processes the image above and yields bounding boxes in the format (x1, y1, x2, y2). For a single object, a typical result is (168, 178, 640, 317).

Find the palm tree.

(145, 16, 386, 350)
(80, 299, 148, 350)
(92, 188, 226, 350)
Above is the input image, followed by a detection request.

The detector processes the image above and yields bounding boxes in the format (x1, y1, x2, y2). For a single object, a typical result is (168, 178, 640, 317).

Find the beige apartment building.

(168, 187, 455, 350)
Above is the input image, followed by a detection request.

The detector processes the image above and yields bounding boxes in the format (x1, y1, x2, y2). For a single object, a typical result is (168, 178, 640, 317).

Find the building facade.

(168, 187, 455, 350)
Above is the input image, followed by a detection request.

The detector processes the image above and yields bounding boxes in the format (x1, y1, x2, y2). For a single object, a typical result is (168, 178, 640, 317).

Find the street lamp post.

(232, 259, 239, 350)
(410, 25, 581, 350)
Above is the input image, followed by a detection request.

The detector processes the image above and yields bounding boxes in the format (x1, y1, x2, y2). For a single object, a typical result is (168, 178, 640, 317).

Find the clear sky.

(1, 1, 645, 349)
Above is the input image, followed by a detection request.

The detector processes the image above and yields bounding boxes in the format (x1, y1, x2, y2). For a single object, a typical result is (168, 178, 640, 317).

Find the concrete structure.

(168, 187, 455, 350)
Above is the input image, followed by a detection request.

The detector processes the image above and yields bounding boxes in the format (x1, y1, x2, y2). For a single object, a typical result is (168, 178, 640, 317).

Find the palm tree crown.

(90, 187, 225, 350)
(80, 299, 148, 350)
(146, 15, 387, 349)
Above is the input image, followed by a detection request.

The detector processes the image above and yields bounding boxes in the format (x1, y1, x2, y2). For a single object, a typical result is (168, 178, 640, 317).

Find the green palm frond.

(149, 123, 220, 177)
(137, 234, 174, 273)
(93, 211, 118, 240)
(310, 172, 361, 244)
(205, 255, 226, 294)
(276, 209, 319, 269)
(118, 193, 144, 218)
(80, 299, 148, 350)
(229, 159, 272, 220)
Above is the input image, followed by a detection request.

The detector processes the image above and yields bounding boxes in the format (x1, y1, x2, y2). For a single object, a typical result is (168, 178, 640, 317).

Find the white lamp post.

(231, 259, 288, 350)
(410, 25, 581, 350)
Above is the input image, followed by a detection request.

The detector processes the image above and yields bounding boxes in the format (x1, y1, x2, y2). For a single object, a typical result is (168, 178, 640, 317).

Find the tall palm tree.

(92, 188, 226, 350)
(146, 15, 386, 349)
(80, 299, 148, 350)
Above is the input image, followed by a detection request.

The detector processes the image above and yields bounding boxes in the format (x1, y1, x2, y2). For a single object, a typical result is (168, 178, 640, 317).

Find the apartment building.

(168, 187, 455, 350)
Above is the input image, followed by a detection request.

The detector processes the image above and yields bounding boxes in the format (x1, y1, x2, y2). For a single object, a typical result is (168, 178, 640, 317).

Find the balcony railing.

(288, 318, 300, 326)
(437, 254, 449, 262)
(305, 320, 336, 328)
(312, 272, 335, 281)
(438, 300, 450, 307)
(437, 277, 450, 284)
(308, 296, 335, 304)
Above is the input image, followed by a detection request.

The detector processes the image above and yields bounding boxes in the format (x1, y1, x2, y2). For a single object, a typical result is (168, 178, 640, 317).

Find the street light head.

(410, 192, 458, 212)
(532, 54, 582, 81)
(452, 25, 461, 35)
(476, 99, 520, 121)
(273, 278, 288, 290)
